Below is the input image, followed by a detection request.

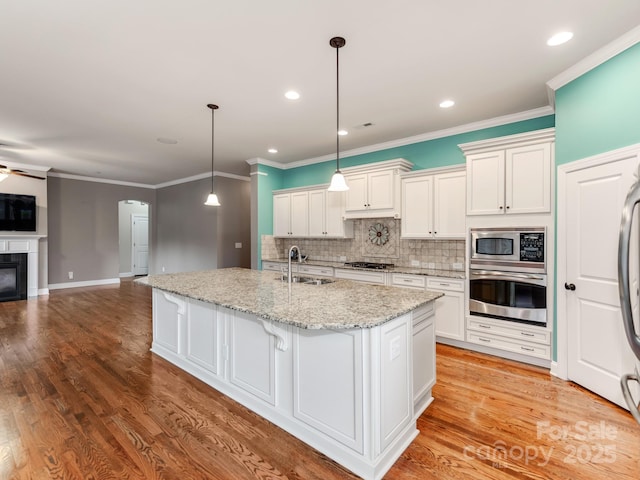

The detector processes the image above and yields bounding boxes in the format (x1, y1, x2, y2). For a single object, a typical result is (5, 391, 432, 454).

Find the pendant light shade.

(328, 36, 349, 192)
(204, 103, 221, 206)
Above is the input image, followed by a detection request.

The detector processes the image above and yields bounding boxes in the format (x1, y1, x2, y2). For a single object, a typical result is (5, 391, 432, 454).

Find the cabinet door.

(505, 142, 551, 214)
(466, 151, 505, 215)
(308, 189, 326, 236)
(367, 170, 395, 210)
(289, 191, 309, 236)
(344, 174, 368, 211)
(273, 193, 291, 237)
(432, 290, 465, 341)
(433, 171, 466, 238)
(401, 176, 432, 238)
(325, 190, 346, 237)
(413, 317, 435, 414)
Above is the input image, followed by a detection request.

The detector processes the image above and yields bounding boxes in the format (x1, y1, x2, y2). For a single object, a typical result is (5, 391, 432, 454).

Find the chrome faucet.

(288, 245, 302, 286)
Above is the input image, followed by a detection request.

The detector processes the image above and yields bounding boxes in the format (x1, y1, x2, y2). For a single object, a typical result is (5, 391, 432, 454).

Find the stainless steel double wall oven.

(469, 227, 547, 326)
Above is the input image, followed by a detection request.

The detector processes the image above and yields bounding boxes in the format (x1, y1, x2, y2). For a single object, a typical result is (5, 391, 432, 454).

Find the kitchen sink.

(279, 275, 334, 285)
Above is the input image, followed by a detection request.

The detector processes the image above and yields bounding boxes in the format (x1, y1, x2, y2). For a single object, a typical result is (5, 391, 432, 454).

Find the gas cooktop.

(343, 261, 395, 270)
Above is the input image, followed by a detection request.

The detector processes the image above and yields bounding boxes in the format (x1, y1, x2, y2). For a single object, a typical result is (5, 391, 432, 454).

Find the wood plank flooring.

(0, 279, 638, 479)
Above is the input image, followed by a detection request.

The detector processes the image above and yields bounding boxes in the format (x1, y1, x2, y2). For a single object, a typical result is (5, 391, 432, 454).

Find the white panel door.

(505, 142, 551, 214)
(325, 190, 346, 237)
(289, 191, 309, 236)
(401, 175, 432, 238)
(466, 151, 505, 215)
(308, 189, 326, 236)
(273, 194, 291, 237)
(368, 170, 395, 210)
(132, 214, 149, 275)
(566, 155, 639, 408)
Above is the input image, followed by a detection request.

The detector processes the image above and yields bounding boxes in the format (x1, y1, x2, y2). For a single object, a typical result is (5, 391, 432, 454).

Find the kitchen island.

(140, 268, 441, 480)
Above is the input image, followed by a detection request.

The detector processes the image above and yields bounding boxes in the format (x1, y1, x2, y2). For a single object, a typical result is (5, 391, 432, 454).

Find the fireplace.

(0, 253, 27, 301)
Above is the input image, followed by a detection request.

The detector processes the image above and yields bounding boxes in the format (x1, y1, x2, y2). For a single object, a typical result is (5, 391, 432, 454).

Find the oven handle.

(470, 270, 545, 282)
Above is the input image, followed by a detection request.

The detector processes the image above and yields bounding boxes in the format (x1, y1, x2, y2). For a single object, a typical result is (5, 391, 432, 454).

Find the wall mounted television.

(0, 193, 37, 232)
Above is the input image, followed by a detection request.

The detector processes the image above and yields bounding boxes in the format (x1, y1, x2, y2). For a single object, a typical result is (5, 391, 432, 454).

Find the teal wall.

(256, 164, 284, 269)
(556, 42, 640, 165)
(278, 115, 555, 189)
(552, 41, 640, 361)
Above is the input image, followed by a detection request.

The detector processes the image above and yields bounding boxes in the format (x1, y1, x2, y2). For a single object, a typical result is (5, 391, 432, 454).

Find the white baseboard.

(48, 278, 120, 290)
(119, 272, 134, 278)
(38, 288, 50, 296)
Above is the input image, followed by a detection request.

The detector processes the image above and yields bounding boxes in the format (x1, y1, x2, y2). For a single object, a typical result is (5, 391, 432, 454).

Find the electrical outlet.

(452, 262, 463, 270)
(411, 260, 420, 267)
(235, 242, 242, 248)
(339, 255, 347, 262)
(429, 262, 435, 269)
(68, 271, 73, 280)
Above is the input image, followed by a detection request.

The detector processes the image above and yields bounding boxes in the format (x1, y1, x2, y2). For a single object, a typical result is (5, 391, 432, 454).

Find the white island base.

(151, 289, 435, 480)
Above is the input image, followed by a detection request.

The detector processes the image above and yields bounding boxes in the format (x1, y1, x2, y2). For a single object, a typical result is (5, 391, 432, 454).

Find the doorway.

(118, 200, 150, 277)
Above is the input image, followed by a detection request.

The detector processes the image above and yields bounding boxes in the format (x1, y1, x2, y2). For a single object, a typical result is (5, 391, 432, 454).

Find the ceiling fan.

(0, 164, 46, 181)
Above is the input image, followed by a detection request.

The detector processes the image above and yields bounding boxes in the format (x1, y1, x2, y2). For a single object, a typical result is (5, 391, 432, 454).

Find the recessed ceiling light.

(268, 148, 278, 154)
(284, 90, 300, 100)
(547, 31, 573, 46)
(338, 129, 348, 136)
(439, 99, 455, 108)
(157, 137, 178, 144)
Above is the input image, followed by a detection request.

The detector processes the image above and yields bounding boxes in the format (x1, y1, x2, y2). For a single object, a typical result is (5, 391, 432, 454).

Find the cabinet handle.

(438, 283, 450, 287)
(521, 346, 535, 352)
(520, 332, 535, 337)
(478, 324, 491, 329)
(478, 337, 491, 343)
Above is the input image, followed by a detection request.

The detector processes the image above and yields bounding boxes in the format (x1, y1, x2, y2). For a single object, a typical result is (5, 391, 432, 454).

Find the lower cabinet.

(334, 267, 386, 285)
(426, 278, 465, 341)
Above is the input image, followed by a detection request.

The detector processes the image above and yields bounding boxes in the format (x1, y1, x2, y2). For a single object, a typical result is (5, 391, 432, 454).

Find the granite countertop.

(261, 258, 466, 280)
(138, 267, 442, 330)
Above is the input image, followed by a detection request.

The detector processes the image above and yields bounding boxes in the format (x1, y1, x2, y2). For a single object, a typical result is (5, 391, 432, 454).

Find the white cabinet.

(391, 272, 426, 290)
(466, 316, 551, 360)
(308, 188, 353, 238)
(426, 278, 465, 341)
(342, 159, 413, 219)
(273, 191, 309, 237)
(401, 168, 465, 239)
(460, 128, 554, 216)
(412, 303, 435, 417)
(334, 268, 386, 285)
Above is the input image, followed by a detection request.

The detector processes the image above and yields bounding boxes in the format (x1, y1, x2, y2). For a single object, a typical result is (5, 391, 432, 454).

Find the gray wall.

(154, 175, 250, 273)
(48, 177, 156, 284)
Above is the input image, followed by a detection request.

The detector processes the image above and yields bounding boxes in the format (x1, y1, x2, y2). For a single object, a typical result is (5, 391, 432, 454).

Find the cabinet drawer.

(467, 332, 551, 360)
(391, 273, 426, 289)
(298, 265, 334, 277)
(467, 317, 550, 345)
(426, 277, 464, 292)
(262, 261, 285, 272)
(334, 268, 386, 285)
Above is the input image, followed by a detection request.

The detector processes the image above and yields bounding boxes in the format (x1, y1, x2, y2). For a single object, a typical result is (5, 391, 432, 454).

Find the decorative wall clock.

(368, 222, 390, 246)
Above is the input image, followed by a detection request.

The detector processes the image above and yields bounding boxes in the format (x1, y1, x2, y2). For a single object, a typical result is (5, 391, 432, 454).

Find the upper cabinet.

(273, 191, 309, 237)
(343, 159, 413, 219)
(460, 128, 554, 216)
(401, 167, 466, 239)
(273, 187, 353, 238)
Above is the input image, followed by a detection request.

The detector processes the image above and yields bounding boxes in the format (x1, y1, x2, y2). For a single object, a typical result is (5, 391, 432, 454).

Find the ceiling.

(1, 1, 639, 186)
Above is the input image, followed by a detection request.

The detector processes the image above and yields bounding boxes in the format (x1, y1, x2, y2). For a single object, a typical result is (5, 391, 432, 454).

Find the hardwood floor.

(0, 280, 638, 479)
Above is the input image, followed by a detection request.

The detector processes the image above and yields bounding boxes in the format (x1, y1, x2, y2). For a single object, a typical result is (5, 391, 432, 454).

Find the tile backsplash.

(262, 218, 465, 271)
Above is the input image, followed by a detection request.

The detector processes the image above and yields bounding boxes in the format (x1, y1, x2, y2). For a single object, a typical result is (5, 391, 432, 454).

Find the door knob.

(564, 282, 576, 291)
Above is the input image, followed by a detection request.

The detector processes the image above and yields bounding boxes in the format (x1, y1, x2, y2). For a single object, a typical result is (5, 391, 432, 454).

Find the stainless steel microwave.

(470, 227, 546, 273)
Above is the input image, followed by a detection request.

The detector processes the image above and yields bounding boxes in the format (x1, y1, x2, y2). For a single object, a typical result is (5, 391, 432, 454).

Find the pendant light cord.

(207, 103, 218, 193)
(336, 44, 340, 173)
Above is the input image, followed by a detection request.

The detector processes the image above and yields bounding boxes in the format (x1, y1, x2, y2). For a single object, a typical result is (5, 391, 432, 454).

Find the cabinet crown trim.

(400, 165, 464, 178)
(341, 158, 413, 175)
(458, 128, 555, 155)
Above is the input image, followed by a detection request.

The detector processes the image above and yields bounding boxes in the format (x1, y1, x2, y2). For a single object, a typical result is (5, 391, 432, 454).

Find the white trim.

(48, 277, 120, 290)
(341, 158, 413, 175)
(252, 107, 554, 171)
(250, 171, 268, 176)
(547, 25, 640, 93)
(400, 164, 464, 178)
(0, 161, 51, 173)
(120, 271, 134, 278)
(155, 171, 250, 189)
(48, 172, 156, 189)
(556, 141, 640, 381)
(458, 128, 555, 154)
(38, 288, 50, 296)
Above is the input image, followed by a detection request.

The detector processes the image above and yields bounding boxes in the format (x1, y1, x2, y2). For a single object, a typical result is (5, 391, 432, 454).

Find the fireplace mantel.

(0, 235, 45, 298)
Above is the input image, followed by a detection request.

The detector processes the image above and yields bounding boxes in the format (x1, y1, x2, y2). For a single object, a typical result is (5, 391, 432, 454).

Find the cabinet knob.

(499, 206, 504, 210)
(506, 205, 510, 209)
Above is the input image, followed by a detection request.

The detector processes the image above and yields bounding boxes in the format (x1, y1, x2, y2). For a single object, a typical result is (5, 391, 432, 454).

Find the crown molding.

(48, 172, 155, 189)
(255, 106, 553, 171)
(547, 25, 640, 93)
(458, 127, 555, 154)
(0, 161, 51, 173)
(155, 171, 250, 189)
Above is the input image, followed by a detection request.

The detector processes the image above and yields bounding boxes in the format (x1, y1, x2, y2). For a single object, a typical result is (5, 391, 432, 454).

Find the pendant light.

(328, 36, 349, 192)
(204, 103, 221, 206)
